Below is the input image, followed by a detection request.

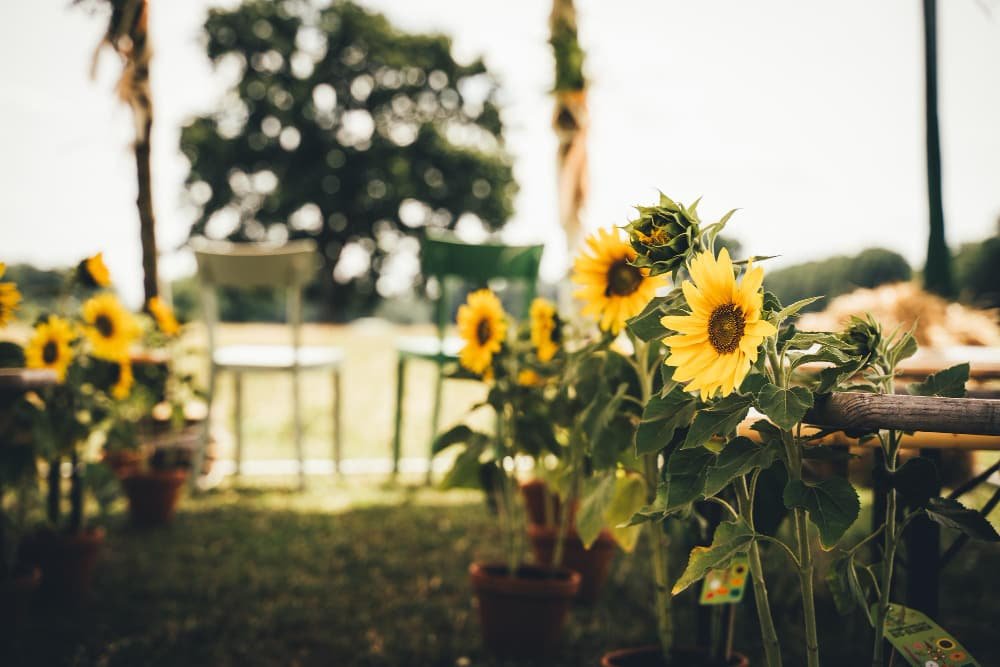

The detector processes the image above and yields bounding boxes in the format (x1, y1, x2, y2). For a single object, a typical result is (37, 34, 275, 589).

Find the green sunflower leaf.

(635, 388, 696, 455)
(925, 497, 1000, 542)
(704, 436, 779, 497)
(907, 363, 970, 398)
(682, 394, 753, 450)
(662, 446, 714, 513)
(775, 296, 824, 322)
(673, 517, 754, 594)
(755, 384, 814, 431)
(783, 477, 860, 549)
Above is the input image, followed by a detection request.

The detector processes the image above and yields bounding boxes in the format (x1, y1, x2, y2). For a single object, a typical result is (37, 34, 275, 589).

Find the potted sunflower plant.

(519, 296, 643, 603)
(106, 296, 199, 526)
(433, 289, 586, 658)
(621, 195, 996, 666)
(19, 253, 140, 598)
(0, 264, 46, 628)
(558, 215, 749, 667)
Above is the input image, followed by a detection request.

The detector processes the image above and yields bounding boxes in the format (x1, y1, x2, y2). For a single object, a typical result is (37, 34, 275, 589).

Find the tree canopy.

(180, 0, 517, 318)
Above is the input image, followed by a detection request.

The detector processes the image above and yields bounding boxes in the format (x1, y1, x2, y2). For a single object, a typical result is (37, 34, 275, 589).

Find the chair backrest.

(191, 237, 319, 358)
(420, 230, 544, 336)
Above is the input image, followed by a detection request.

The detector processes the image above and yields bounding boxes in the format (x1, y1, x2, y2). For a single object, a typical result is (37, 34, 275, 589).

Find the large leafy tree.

(181, 0, 516, 317)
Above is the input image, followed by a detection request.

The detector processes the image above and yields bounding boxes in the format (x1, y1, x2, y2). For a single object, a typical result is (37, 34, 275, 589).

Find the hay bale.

(798, 282, 1000, 348)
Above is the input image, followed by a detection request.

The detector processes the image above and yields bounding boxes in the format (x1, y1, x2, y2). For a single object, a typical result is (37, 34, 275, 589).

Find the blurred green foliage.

(180, 0, 517, 320)
(953, 228, 1000, 309)
(764, 248, 912, 313)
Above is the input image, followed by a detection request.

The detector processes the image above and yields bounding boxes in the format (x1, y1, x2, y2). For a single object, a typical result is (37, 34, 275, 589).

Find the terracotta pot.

(601, 645, 750, 667)
(519, 479, 576, 526)
(0, 568, 40, 631)
(104, 450, 144, 479)
(469, 562, 580, 658)
(122, 469, 189, 526)
(31, 528, 104, 599)
(528, 524, 617, 603)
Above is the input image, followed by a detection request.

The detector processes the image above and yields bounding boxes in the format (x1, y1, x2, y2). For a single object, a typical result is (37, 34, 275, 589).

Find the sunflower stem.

(736, 476, 783, 667)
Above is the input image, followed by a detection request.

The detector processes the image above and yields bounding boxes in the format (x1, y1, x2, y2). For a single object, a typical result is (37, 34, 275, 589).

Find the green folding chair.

(391, 230, 544, 482)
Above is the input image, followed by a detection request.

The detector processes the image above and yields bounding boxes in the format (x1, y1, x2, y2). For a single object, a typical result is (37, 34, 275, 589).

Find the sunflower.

(572, 227, 667, 334)
(0, 281, 21, 328)
(661, 248, 777, 400)
(529, 298, 561, 362)
(77, 253, 112, 288)
(517, 369, 544, 387)
(25, 316, 75, 382)
(457, 289, 507, 376)
(110, 359, 134, 400)
(147, 296, 180, 336)
(82, 293, 139, 361)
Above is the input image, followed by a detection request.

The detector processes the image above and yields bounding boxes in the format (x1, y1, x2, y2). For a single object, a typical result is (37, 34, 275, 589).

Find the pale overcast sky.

(1, 0, 998, 306)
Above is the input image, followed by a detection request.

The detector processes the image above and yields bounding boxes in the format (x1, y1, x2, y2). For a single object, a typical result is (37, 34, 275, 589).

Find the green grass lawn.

(4, 480, 999, 667)
(180, 322, 491, 465)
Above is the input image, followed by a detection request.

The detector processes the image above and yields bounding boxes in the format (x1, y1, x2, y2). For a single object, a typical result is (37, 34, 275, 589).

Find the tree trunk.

(136, 116, 159, 301)
(922, 0, 954, 298)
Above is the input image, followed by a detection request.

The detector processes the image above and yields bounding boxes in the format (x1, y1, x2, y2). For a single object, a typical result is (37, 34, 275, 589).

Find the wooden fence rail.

(804, 392, 1000, 436)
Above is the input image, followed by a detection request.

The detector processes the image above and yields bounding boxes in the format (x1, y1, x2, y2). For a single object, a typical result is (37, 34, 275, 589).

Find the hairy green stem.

(872, 429, 900, 666)
(645, 454, 673, 663)
(794, 507, 820, 667)
(736, 477, 783, 667)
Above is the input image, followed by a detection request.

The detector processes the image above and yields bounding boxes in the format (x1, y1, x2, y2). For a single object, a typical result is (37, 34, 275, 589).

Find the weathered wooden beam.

(804, 392, 1000, 436)
(0, 368, 58, 398)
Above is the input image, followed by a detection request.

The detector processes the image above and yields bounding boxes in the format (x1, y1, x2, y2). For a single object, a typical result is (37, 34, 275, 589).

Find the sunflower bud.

(624, 193, 700, 277)
(843, 315, 881, 365)
(77, 253, 112, 288)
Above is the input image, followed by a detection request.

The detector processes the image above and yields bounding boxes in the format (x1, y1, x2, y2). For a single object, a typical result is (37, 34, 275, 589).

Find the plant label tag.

(698, 554, 749, 605)
(879, 603, 980, 667)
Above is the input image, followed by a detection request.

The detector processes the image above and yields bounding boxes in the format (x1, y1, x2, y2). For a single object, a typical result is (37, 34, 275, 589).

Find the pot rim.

(122, 468, 190, 483)
(600, 645, 750, 667)
(469, 561, 581, 598)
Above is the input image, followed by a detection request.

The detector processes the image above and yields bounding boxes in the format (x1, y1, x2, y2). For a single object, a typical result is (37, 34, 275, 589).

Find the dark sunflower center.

(550, 315, 563, 344)
(476, 318, 493, 345)
(42, 341, 58, 364)
(96, 314, 114, 338)
(606, 260, 643, 297)
(707, 303, 746, 355)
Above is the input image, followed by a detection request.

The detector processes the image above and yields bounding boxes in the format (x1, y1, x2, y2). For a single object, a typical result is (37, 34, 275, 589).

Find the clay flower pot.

(0, 568, 41, 632)
(122, 469, 189, 526)
(469, 562, 580, 658)
(519, 478, 576, 526)
(601, 645, 750, 667)
(527, 524, 617, 603)
(103, 450, 144, 479)
(30, 528, 104, 599)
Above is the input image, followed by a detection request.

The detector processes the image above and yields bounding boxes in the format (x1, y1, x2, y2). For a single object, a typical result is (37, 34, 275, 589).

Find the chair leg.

(292, 369, 305, 491)
(427, 364, 444, 485)
(391, 356, 406, 478)
(192, 364, 217, 492)
(332, 368, 343, 478)
(233, 371, 243, 479)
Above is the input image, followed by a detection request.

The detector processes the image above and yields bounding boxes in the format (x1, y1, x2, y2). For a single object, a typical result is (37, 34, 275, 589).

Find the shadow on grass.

(3, 485, 998, 667)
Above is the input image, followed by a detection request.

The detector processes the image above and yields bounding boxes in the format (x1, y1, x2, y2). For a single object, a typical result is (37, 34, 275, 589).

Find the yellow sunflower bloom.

(111, 359, 134, 400)
(147, 296, 180, 336)
(25, 316, 75, 382)
(0, 281, 21, 328)
(572, 227, 667, 334)
(661, 248, 777, 400)
(529, 298, 561, 362)
(0, 263, 5, 278)
(78, 253, 112, 288)
(82, 293, 140, 361)
(517, 369, 544, 387)
(457, 289, 507, 376)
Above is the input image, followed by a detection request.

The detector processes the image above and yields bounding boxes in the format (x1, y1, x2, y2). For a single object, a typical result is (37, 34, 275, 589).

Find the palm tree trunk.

(922, 0, 954, 297)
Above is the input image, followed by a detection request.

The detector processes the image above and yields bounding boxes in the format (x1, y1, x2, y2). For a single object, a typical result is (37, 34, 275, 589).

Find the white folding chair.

(191, 238, 343, 490)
